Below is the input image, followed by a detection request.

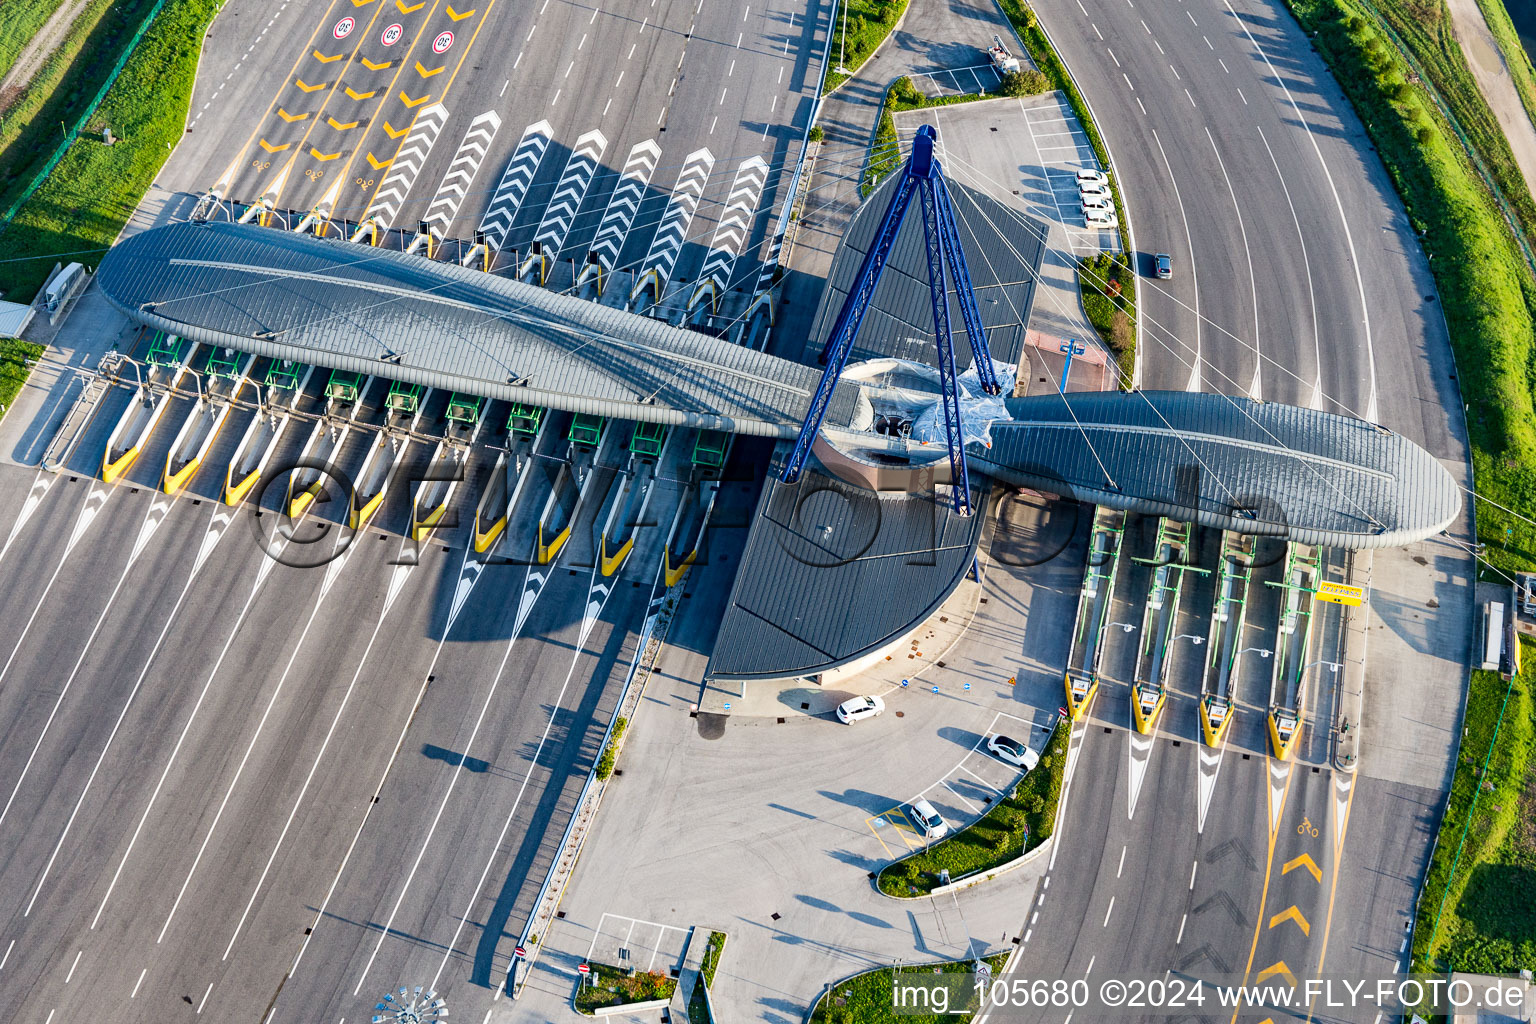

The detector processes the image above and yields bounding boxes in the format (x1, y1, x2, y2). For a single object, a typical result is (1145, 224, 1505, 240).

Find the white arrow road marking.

(0, 472, 53, 568)
(698, 155, 768, 289)
(1332, 770, 1353, 859)
(366, 103, 451, 228)
(640, 147, 715, 287)
(1268, 756, 1290, 837)
(1196, 737, 1225, 833)
(533, 128, 608, 255)
(424, 110, 501, 239)
(1127, 724, 1154, 820)
(589, 139, 660, 270)
(478, 119, 553, 249)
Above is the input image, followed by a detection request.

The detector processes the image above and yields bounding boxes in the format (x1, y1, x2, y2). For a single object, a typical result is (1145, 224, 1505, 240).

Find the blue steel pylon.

(782, 125, 1001, 516)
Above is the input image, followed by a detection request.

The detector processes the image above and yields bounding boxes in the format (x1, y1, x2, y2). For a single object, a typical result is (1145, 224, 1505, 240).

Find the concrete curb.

(1332, 549, 1372, 772)
(588, 996, 672, 1017)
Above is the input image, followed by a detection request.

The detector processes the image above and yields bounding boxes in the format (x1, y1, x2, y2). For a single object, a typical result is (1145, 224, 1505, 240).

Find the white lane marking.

(1093, 23, 1103, 38)
(1141, 18, 1150, 32)
(1185, 88, 1196, 106)
(1225, 0, 1377, 418)
(1122, 73, 1134, 91)
(0, 939, 11, 970)
(1031, 910, 1039, 925)
(500, 79, 509, 96)
(0, 472, 51, 568)
(1189, 862, 1198, 889)
(1155, 38, 1164, 54)
(1150, 127, 1201, 391)
(1206, 127, 1262, 400)
(1220, 57, 1229, 72)
(1188, 9, 1197, 22)
(1077, 0, 1087, 12)
(1103, 897, 1115, 927)
(1177, 913, 1187, 943)
(1257, 125, 1322, 408)
(1107, 48, 1119, 67)
(1170, 63, 1179, 79)
(1204, 35, 1212, 47)
(131, 967, 147, 997)
(1086, 955, 1095, 974)
(65, 949, 81, 982)
(197, 982, 213, 1014)
(1023, 929, 1032, 942)
(1136, 97, 1147, 115)
(1116, 845, 1126, 877)
(1238, 87, 1247, 103)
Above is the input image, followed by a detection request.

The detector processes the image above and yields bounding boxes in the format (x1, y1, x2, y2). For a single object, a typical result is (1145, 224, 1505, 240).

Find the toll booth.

(630, 421, 667, 458)
(146, 332, 186, 366)
(508, 403, 544, 438)
(692, 430, 727, 470)
(205, 348, 244, 380)
(325, 369, 365, 404)
(569, 413, 607, 448)
(446, 392, 484, 426)
(385, 380, 424, 416)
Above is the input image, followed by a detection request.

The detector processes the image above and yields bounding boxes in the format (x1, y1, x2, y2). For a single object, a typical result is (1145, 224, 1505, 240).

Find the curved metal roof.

(983, 391, 1460, 548)
(95, 221, 860, 438)
(95, 222, 1459, 550)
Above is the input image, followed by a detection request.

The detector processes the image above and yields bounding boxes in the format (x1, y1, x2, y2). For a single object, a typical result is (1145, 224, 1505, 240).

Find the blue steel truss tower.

(780, 124, 1001, 516)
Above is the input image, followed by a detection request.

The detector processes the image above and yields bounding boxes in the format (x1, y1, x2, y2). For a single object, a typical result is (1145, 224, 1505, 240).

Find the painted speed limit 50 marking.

(432, 31, 454, 53)
(382, 23, 403, 46)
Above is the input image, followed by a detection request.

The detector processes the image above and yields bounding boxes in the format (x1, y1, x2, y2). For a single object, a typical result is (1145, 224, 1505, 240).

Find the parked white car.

(1086, 210, 1119, 228)
(1076, 168, 1109, 186)
(909, 798, 950, 839)
(1081, 193, 1113, 210)
(835, 694, 885, 724)
(987, 733, 1040, 771)
(1079, 181, 1110, 198)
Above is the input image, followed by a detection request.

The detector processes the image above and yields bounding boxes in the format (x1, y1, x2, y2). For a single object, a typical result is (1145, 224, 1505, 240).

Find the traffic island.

(809, 952, 1010, 1023)
(571, 961, 677, 1017)
(875, 723, 1068, 898)
(677, 928, 727, 1024)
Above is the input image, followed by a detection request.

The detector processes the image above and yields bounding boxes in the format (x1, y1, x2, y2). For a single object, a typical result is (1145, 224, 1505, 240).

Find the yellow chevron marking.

(397, 0, 424, 11)
(345, 86, 377, 100)
(360, 57, 392, 70)
(399, 91, 430, 107)
(445, 4, 475, 19)
(366, 152, 392, 170)
(383, 121, 409, 138)
(352, 0, 377, 5)
(415, 61, 443, 78)
(1255, 962, 1298, 987)
(310, 148, 342, 162)
(313, 50, 343, 63)
(1268, 906, 1311, 937)
(276, 108, 308, 122)
(1281, 853, 1322, 883)
(295, 78, 325, 92)
(327, 117, 360, 131)
(259, 139, 290, 153)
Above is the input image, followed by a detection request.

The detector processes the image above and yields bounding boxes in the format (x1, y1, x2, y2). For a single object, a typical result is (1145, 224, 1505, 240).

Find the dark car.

(1154, 253, 1173, 279)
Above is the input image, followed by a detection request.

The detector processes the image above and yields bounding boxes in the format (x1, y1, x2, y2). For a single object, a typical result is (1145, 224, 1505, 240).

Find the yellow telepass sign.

(1316, 581, 1365, 606)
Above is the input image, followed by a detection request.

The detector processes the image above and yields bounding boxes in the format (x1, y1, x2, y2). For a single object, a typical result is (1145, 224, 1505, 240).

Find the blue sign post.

(1060, 339, 1086, 393)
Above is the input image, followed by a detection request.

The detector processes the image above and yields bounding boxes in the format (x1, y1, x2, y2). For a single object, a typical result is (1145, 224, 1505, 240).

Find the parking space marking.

(943, 780, 982, 813)
(957, 763, 1005, 793)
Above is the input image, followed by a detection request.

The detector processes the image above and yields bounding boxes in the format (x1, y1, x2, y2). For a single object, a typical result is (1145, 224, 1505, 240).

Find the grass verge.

(1077, 252, 1135, 384)
(573, 962, 676, 1015)
(876, 723, 1067, 897)
(822, 0, 910, 95)
(0, 339, 46, 422)
(1470, 0, 1536, 135)
(1412, 640, 1535, 973)
(1280, 0, 1536, 570)
(0, 0, 218, 303)
(809, 952, 1010, 1024)
(0, 0, 161, 221)
(993, 0, 1137, 382)
(0, 0, 67, 85)
(686, 930, 727, 1024)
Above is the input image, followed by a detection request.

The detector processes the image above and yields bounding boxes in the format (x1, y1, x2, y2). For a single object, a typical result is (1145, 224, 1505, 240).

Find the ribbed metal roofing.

(705, 443, 987, 682)
(95, 221, 860, 437)
(980, 391, 1460, 548)
(806, 172, 1046, 369)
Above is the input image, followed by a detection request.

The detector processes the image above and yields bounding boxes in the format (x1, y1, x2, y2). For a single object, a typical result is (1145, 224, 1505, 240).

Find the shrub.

(808, 124, 824, 143)
(595, 717, 628, 781)
(1000, 68, 1050, 96)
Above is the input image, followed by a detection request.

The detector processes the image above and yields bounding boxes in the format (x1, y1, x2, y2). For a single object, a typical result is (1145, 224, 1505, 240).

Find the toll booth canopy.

(630, 421, 667, 457)
(386, 380, 423, 415)
(569, 413, 607, 448)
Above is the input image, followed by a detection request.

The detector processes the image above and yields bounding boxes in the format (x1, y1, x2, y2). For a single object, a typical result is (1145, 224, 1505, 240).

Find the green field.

(1413, 643, 1536, 973)
(0, 0, 67, 85)
(0, 0, 219, 304)
(822, 0, 910, 95)
(876, 724, 1067, 897)
(0, 339, 47, 422)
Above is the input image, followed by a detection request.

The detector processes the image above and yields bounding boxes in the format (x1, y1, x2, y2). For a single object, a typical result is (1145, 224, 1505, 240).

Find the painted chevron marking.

(310, 148, 342, 161)
(589, 139, 660, 270)
(277, 108, 308, 122)
(446, 4, 475, 19)
(366, 152, 391, 170)
(400, 91, 430, 107)
(383, 120, 409, 138)
(415, 61, 443, 77)
(327, 117, 360, 131)
(345, 86, 377, 99)
(1281, 852, 1321, 882)
(360, 57, 392, 70)
(259, 139, 291, 153)
(641, 147, 714, 284)
(364, 102, 449, 227)
(313, 50, 343, 62)
(533, 128, 607, 254)
(1267, 905, 1310, 936)
(1254, 962, 1297, 987)
(423, 109, 501, 238)
(477, 118, 553, 249)
(295, 78, 325, 92)
(352, 0, 377, 6)
(397, 0, 424, 10)
(698, 154, 768, 289)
